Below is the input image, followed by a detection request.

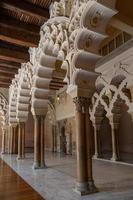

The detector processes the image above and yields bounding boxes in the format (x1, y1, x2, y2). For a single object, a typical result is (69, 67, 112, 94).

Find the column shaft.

(17, 122, 25, 159)
(111, 127, 119, 161)
(1, 129, 6, 154)
(74, 97, 97, 195)
(33, 115, 46, 169)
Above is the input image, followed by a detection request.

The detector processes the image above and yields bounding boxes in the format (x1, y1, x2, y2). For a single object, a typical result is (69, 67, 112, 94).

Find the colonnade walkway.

(1, 152, 133, 200)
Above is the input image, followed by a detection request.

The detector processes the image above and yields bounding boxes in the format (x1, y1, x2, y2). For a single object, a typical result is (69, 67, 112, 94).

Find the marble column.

(8, 126, 11, 154)
(52, 125, 57, 153)
(17, 122, 25, 159)
(1, 127, 6, 154)
(9, 124, 18, 154)
(73, 97, 97, 195)
(109, 117, 119, 161)
(33, 115, 46, 169)
(93, 123, 102, 159)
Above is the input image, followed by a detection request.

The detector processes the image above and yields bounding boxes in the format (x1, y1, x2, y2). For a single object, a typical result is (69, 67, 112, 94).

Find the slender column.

(52, 125, 56, 152)
(17, 122, 25, 159)
(33, 115, 46, 169)
(8, 126, 11, 154)
(93, 122, 102, 159)
(1, 127, 6, 154)
(73, 97, 97, 195)
(93, 124, 98, 158)
(13, 126, 18, 154)
(10, 126, 14, 154)
(9, 124, 18, 154)
(84, 99, 97, 191)
(109, 117, 119, 161)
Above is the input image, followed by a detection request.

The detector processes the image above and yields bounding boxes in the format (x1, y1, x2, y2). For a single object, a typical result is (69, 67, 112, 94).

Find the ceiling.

(0, 0, 52, 88)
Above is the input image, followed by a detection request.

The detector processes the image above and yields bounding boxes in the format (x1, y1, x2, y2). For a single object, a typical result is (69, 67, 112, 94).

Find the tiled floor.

(1, 152, 133, 200)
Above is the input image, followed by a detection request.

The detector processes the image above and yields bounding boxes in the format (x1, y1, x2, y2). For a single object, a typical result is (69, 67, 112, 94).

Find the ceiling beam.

(0, 83, 10, 88)
(0, 59, 21, 69)
(0, 66, 18, 74)
(0, 13, 40, 35)
(110, 14, 133, 35)
(0, 71, 15, 78)
(0, 80, 12, 85)
(0, 0, 49, 20)
(53, 70, 66, 79)
(50, 82, 65, 87)
(0, 47, 29, 63)
(0, 78, 12, 83)
(0, 25, 40, 47)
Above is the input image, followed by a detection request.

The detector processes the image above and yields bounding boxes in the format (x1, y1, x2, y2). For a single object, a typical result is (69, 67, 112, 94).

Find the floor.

(1, 152, 133, 200)
(0, 158, 44, 200)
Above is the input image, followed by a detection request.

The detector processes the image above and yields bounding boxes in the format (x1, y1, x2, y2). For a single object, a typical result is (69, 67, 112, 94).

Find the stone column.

(1, 127, 6, 154)
(52, 125, 57, 152)
(109, 117, 119, 161)
(7, 126, 11, 154)
(9, 124, 18, 154)
(92, 122, 102, 159)
(33, 115, 46, 169)
(73, 97, 97, 195)
(17, 122, 25, 159)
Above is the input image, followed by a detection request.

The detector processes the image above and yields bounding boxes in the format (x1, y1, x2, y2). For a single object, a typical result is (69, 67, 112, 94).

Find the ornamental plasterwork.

(89, 43, 133, 120)
(0, 93, 8, 125)
(50, 0, 74, 18)
(61, 0, 117, 92)
(16, 62, 33, 121)
(47, 102, 56, 125)
(9, 74, 19, 124)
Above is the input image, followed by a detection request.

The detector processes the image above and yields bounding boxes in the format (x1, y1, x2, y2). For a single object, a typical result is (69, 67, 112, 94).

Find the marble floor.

(1, 152, 133, 200)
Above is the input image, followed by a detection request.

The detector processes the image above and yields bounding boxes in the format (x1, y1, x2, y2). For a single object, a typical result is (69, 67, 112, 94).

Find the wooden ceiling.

(0, 0, 52, 88)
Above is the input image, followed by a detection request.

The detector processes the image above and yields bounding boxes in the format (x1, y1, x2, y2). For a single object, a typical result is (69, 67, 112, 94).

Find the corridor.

(1, 152, 133, 200)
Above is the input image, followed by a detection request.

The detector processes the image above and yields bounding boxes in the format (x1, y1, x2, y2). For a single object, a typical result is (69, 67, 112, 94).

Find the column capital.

(33, 114, 46, 121)
(31, 107, 48, 116)
(73, 97, 91, 113)
(10, 123, 18, 128)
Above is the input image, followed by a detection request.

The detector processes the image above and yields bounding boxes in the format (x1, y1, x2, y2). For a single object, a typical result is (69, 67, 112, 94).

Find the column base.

(17, 156, 25, 160)
(111, 155, 119, 162)
(32, 163, 47, 170)
(1, 152, 5, 155)
(93, 154, 103, 159)
(74, 181, 98, 196)
(93, 154, 98, 159)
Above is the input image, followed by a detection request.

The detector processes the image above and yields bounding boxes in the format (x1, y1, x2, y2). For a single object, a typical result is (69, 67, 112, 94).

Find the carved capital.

(73, 97, 91, 113)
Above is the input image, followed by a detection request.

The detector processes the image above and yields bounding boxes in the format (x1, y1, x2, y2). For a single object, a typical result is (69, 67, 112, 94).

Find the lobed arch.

(0, 92, 8, 126)
(17, 62, 33, 122)
(31, 14, 69, 115)
(9, 76, 19, 124)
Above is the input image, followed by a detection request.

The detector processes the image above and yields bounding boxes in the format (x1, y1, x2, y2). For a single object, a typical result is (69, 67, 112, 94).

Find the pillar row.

(33, 115, 46, 169)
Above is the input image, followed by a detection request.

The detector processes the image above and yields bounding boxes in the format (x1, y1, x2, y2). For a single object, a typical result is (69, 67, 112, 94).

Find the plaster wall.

(55, 93, 75, 121)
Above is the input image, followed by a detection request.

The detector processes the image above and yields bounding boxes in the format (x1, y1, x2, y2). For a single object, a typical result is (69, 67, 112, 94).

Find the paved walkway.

(1, 152, 133, 200)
